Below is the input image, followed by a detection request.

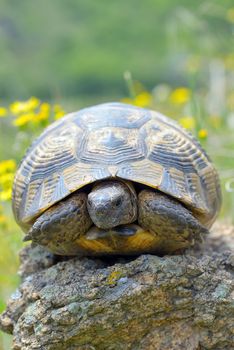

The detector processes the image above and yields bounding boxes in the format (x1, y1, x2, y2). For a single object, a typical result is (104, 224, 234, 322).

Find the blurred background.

(0, 0, 233, 348)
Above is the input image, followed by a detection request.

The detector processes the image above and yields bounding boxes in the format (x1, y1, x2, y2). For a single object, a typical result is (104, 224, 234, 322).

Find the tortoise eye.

(115, 198, 122, 206)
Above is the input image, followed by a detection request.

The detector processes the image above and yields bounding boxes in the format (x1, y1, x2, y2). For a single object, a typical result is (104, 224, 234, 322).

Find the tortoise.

(12, 102, 221, 256)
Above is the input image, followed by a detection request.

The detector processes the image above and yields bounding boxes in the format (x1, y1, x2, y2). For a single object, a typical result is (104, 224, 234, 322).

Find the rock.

(0, 223, 233, 350)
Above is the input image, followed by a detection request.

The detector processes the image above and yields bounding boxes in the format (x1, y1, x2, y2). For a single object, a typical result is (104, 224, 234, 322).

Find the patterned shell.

(12, 102, 221, 231)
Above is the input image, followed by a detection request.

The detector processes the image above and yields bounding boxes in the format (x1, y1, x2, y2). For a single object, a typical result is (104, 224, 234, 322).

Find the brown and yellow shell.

(12, 102, 221, 231)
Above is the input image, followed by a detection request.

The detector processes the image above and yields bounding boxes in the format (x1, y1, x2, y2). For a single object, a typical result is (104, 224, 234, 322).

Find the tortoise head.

(87, 180, 137, 229)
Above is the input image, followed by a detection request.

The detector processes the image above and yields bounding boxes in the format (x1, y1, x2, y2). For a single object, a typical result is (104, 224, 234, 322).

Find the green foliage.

(0, 0, 233, 99)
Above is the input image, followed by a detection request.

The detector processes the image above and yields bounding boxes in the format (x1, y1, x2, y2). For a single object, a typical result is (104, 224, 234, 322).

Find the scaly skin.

(138, 189, 209, 253)
(87, 180, 137, 229)
(25, 182, 209, 256)
(27, 192, 92, 255)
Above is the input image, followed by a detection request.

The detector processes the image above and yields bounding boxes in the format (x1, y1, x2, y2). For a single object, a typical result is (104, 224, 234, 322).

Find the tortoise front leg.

(25, 192, 92, 255)
(138, 190, 208, 254)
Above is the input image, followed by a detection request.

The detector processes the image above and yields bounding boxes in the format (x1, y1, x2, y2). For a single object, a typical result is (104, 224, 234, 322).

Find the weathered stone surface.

(0, 223, 233, 350)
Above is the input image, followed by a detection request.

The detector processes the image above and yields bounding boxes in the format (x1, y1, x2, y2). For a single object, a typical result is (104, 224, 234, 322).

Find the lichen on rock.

(0, 223, 234, 350)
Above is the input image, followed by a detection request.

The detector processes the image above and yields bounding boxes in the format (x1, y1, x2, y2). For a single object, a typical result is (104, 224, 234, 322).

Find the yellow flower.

(0, 160, 15, 202)
(134, 92, 152, 107)
(0, 107, 7, 117)
(54, 111, 65, 120)
(13, 113, 35, 127)
(170, 87, 191, 104)
(226, 8, 234, 23)
(34, 103, 50, 122)
(10, 97, 40, 115)
(41, 102, 50, 112)
(198, 129, 208, 139)
(0, 215, 7, 225)
(0, 160, 16, 175)
(53, 104, 65, 120)
(0, 188, 12, 201)
(121, 92, 152, 107)
(53, 104, 62, 113)
(179, 116, 195, 129)
(0, 173, 14, 187)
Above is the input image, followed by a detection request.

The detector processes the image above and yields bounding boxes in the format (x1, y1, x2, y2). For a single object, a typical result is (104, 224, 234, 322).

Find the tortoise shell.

(12, 102, 221, 231)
